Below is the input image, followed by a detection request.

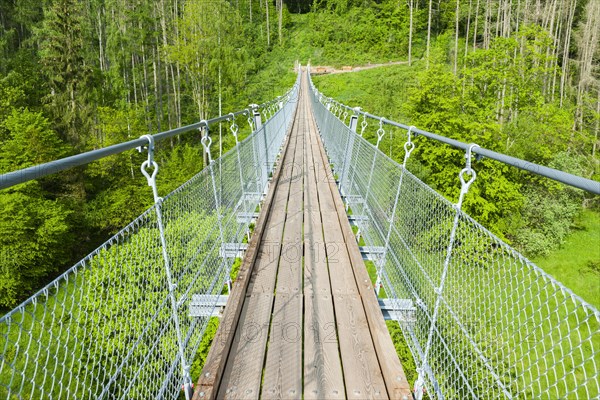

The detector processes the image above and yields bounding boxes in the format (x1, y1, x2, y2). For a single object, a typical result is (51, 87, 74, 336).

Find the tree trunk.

(408, 0, 414, 66)
(575, 0, 600, 133)
(560, 0, 576, 107)
(594, 87, 600, 159)
(153, 48, 162, 132)
(495, 0, 502, 37)
(472, 0, 480, 51)
(550, 0, 564, 102)
(426, 0, 433, 68)
(141, 42, 152, 132)
(278, 0, 283, 45)
(484, 0, 491, 49)
(542, 0, 557, 98)
(97, 7, 105, 71)
(454, 0, 460, 75)
(132, 54, 139, 107)
(265, 0, 270, 47)
(464, 0, 472, 65)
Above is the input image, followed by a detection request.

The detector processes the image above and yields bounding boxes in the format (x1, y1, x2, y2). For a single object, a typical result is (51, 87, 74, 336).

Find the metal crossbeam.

(220, 243, 248, 258)
(189, 295, 229, 318)
(378, 298, 416, 323)
(359, 246, 385, 261)
(189, 295, 416, 323)
(347, 215, 369, 224)
(220, 243, 384, 261)
(236, 212, 259, 224)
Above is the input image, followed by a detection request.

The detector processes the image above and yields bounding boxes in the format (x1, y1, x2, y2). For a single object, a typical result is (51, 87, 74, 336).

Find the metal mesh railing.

(0, 76, 299, 400)
(308, 74, 600, 399)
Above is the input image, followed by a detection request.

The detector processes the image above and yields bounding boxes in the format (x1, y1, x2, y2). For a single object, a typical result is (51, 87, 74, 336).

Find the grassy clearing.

(312, 62, 420, 123)
(534, 209, 600, 309)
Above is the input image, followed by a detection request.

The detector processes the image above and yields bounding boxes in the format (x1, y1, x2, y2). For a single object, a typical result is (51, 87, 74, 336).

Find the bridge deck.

(194, 72, 411, 400)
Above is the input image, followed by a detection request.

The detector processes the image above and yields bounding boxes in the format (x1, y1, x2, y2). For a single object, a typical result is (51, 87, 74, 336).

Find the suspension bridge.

(0, 67, 599, 400)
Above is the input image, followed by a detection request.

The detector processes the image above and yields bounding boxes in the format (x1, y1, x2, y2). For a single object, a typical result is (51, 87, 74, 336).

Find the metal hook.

(402, 126, 416, 167)
(199, 120, 213, 164)
(376, 118, 386, 145)
(457, 143, 479, 208)
(360, 115, 368, 137)
(139, 135, 157, 179)
(230, 115, 239, 140)
(139, 134, 160, 202)
(139, 134, 155, 165)
(465, 143, 479, 170)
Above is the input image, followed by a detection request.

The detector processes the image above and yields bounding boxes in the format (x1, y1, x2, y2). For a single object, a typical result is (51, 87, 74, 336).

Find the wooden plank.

(319, 211, 358, 296)
(193, 91, 301, 400)
(262, 293, 303, 399)
(302, 91, 345, 400)
(281, 121, 304, 246)
(307, 102, 388, 399)
(310, 103, 413, 398)
(217, 293, 274, 399)
(248, 130, 300, 294)
(304, 210, 331, 296)
(219, 127, 302, 396)
(333, 294, 388, 399)
(320, 226, 386, 398)
(262, 86, 306, 398)
(341, 236, 413, 398)
(304, 293, 345, 400)
(247, 240, 282, 293)
(223, 83, 306, 398)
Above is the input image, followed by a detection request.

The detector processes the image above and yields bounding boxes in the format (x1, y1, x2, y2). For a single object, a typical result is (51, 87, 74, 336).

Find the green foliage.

(0, 2, 597, 397)
(165, 0, 250, 119)
(0, 108, 72, 308)
(308, 3, 416, 66)
(0, 108, 69, 171)
(190, 317, 220, 382)
(400, 62, 525, 239)
(37, 0, 95, 146)
(312, 63, 417, 121)
(386, 320, 417, 385)
(515, 152, 586, 257)
(0, 186, 71, 308)
(317, 30, 594, 256)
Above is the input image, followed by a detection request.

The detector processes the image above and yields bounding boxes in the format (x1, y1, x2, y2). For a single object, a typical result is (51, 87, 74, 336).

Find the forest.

(0, 0, 598, 313)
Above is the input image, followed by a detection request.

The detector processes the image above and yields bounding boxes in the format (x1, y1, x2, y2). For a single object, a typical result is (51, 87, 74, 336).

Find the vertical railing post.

(251, 104, 269, 193)
(200, 124, 229, 295)
(414, 143, 479, 400)
(344, 114, 367, 213)
(363, 118, 386, 223)
(375, 127, 415, 297)
(339, 108, 360, 198)
(138, 134, 194, 400)
(229, 114, 252, 247)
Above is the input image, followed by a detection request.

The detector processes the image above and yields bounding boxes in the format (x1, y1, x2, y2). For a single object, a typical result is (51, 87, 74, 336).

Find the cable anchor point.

(139, 134, 160, 203)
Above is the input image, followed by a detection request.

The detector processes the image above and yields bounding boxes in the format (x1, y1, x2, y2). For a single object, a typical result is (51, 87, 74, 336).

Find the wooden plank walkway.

(194, 71, 411, 400)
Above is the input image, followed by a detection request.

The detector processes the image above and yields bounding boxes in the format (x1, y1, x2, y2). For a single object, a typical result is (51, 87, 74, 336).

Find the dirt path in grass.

(309, 60, 409, 75)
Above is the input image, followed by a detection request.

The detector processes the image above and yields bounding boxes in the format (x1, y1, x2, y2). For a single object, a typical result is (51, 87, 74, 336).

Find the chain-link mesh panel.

(0, 79, 299, 399)
(308, 75, 600, 399)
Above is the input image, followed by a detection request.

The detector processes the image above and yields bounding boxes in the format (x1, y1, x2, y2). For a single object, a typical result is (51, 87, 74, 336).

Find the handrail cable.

(308, 70, 599, 195)
(0, 90, 294, 191)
